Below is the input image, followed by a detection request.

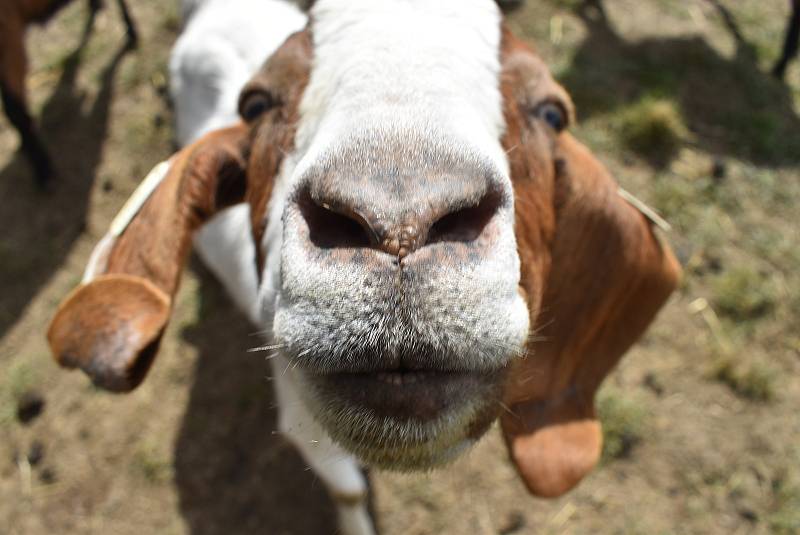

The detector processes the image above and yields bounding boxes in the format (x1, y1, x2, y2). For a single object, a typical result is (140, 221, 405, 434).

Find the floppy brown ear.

(502, 133, 681, 497)
(48, 124, 250, 392)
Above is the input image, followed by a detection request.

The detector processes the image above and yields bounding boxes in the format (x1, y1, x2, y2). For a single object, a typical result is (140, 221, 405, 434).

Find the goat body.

(170, 0, 306, 146)
(0, 0, 137, 186)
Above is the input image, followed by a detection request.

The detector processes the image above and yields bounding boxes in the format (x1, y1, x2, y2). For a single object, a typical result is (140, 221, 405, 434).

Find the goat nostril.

(298, 190, 375, 249)
(427, 190, 502, 245)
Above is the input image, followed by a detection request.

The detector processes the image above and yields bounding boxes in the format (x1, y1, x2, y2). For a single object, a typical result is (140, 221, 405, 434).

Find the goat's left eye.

(240, 90, 275, 121)
(536, 102, 568, 132)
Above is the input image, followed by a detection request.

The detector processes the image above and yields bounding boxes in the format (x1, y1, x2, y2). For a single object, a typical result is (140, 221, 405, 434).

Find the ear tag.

(617, 187, 671, 232)
(110, 160, 172, 236)
(83, 160, 171, 282)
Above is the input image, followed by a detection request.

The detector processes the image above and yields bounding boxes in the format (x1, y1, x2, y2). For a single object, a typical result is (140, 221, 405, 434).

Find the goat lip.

(310, 369, 501, 422)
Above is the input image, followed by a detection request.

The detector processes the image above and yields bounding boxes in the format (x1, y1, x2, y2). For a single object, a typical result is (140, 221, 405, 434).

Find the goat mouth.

(311, 368, 505, 423)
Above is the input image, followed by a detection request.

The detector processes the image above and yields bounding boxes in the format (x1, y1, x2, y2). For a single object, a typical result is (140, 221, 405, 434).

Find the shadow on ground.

(174, 262, 339, 535)
(558, 2, 800, 167)
(0, 12, 131, 337)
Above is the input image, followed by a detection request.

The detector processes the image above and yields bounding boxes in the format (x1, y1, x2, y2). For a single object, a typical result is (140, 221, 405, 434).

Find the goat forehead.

(295, 0, 507, 170)
(300, 125, 502, 209)
(306, 126, 500, 177)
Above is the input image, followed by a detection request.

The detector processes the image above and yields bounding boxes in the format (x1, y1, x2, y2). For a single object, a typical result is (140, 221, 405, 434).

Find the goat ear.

(502, 133, 681, 497)
(48, 124, 250, 392)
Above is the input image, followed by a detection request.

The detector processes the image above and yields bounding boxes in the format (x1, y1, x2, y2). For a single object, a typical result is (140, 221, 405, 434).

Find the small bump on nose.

(382, 237, 401, 256)
(381, 224, 422, 259)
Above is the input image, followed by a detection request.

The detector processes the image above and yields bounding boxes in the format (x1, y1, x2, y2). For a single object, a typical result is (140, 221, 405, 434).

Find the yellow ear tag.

(109, 160, 172, 237)
(617, 187, 671, 233)
(83, 160, 171, 283)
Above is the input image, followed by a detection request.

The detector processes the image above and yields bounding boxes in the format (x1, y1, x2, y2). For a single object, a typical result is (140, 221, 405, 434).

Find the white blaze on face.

(294, 0, 507, 172)
(256, 1, 530, 467)
(259, 0, 510, 325)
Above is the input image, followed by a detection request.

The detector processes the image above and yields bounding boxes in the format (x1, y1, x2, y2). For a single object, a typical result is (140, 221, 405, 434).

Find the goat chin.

(284, 362, 505, 471)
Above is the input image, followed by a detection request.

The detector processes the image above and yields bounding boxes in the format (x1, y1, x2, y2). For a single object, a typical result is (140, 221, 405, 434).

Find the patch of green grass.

(712, 267, 777, 321)
(748, 169, 795, 207)
(710, 358, 776, 402)
(617, 97, 688, 167)
(597, 390, 648, 462)
(132, 441, 172, 484)
(748, 227, 799, 270)
(618, 97, 687, 163)
(650, 177, 693, 221)
(768, 473, 800, 534)
(651, 176, 716, 222)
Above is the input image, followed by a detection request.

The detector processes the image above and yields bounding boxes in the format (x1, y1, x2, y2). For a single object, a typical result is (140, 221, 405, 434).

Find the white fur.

(274, 358, 375, 535)
(172, 2, 521, 534)
(294, 0, 507, 172)
(169, 3, 374, 534)
(169, 0, 307, 145)
(175, 0, 306, 324)
(267, 0, 520, 347)
(263, 0, 527, 470)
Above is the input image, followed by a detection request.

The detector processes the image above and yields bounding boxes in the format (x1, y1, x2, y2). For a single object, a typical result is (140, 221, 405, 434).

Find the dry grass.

(710, 357, 777, 402)
(617, 96, 688, 166)
(596, 388, 647, 462)
(0, 0, 798, 534)
(769, 471, 800, 534)
(712, 267, 777, 321)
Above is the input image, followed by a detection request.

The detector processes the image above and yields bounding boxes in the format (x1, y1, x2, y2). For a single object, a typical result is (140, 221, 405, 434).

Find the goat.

(574, 0, 800, 80)
(169, 0, 306, 148)
(46, 1, 681, 533)
(0, 0, 137, 187)
(701, 0, 800, 79)
(169, 0, 307, 324)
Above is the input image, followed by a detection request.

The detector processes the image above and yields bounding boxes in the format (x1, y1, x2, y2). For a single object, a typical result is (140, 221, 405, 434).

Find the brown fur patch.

(47, 274, 170, 392)
(48, 125, 251, 390)
(498, 25, 681, 497)
(242, 29, 313, 273)
(104, 125, 249, 294)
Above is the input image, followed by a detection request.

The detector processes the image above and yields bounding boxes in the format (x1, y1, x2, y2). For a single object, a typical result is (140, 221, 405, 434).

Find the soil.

(1, 1, 798, 534)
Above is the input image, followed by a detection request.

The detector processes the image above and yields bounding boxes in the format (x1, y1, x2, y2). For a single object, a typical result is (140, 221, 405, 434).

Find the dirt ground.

(1, 1, 798, 534)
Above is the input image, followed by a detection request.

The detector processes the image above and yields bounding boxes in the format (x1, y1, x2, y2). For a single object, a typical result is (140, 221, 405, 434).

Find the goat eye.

(240, 91, 275, 121)
(536, 102, 568, 132)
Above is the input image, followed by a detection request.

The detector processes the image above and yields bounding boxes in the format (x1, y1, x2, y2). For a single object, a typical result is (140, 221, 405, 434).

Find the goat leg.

(1, 25, 53, 187)
(116, 0, 138, 49)
(773, 0, 800, 79)
(0, 86, 53, 186)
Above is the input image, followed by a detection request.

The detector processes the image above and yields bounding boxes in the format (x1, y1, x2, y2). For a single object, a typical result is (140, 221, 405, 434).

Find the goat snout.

(275, 142, 528, 370)
(293, 162, 507, 267)
(298, 183, 503, 261)
(270, 137, 530, 469)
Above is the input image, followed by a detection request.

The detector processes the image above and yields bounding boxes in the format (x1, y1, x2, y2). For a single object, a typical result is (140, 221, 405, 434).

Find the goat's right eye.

(240, 90, 275, 121)
(535, 101, 568, 133)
